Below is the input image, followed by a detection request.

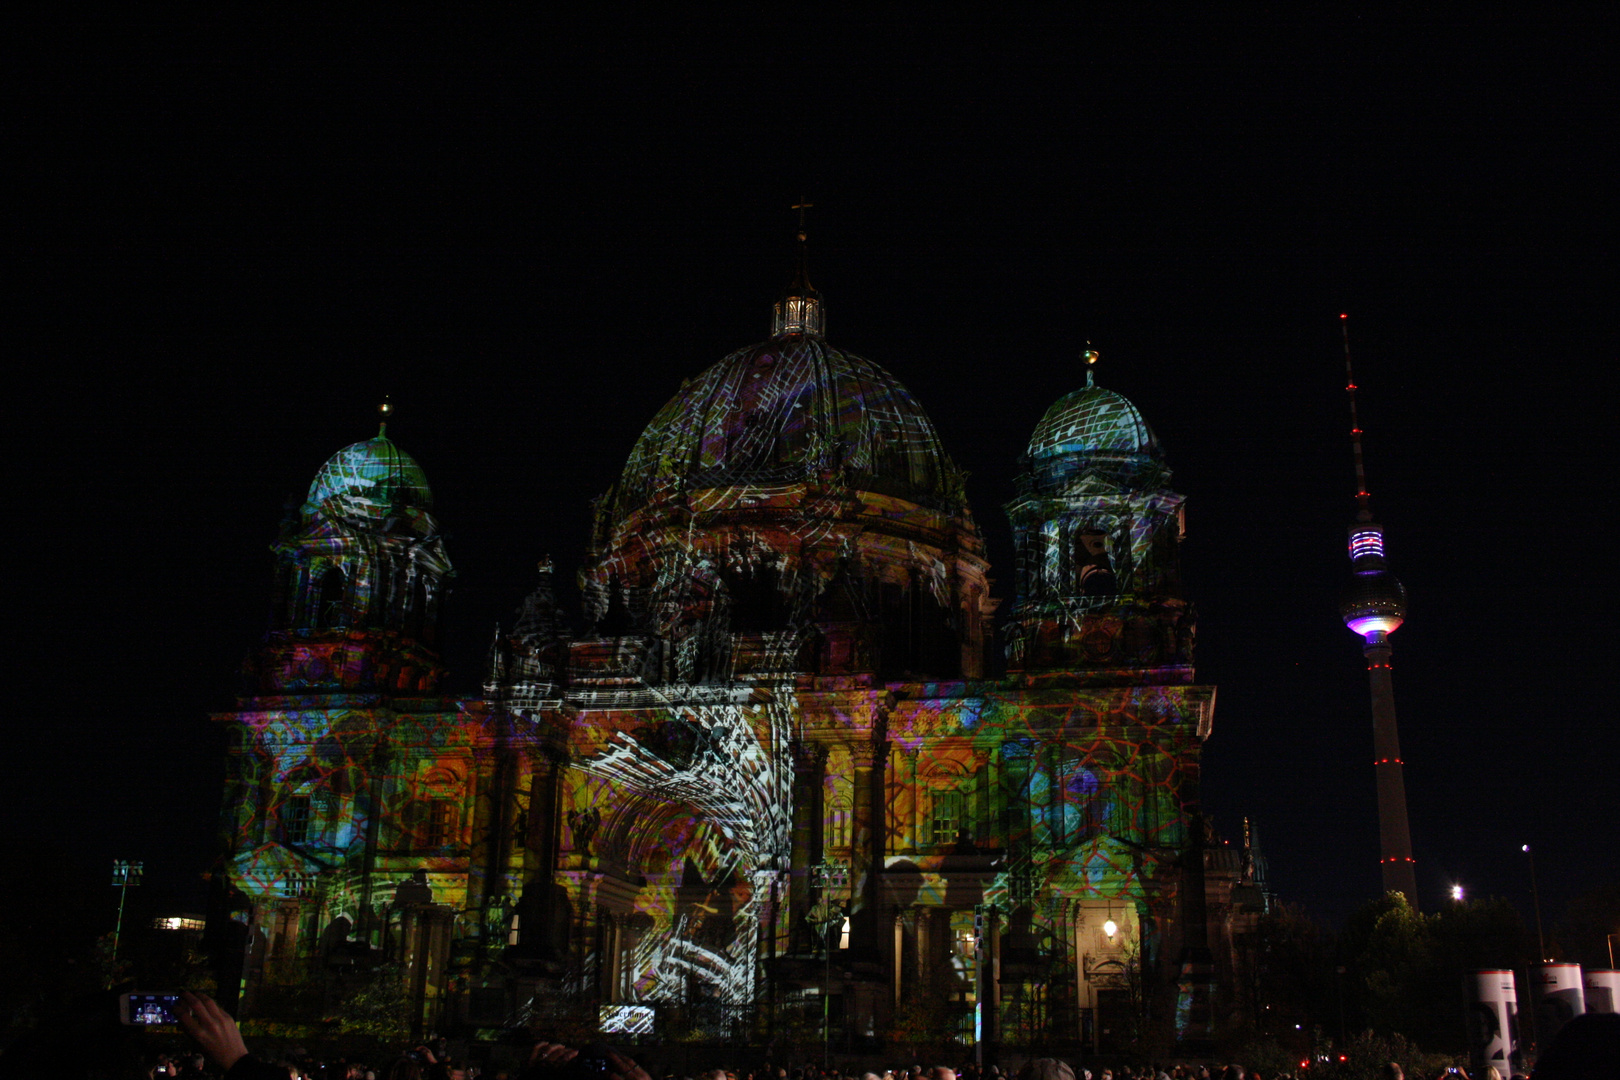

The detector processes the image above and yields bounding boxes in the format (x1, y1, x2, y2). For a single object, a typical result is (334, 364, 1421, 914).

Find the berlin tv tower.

(1337, 315, 1419, 906)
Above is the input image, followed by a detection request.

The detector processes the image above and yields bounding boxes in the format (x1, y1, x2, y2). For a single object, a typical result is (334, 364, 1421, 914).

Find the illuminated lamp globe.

(1341, 569, 1407, 639)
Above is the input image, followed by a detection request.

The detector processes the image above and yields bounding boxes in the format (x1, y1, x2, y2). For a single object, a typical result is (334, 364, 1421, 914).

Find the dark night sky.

(11, 11, 1617, 944)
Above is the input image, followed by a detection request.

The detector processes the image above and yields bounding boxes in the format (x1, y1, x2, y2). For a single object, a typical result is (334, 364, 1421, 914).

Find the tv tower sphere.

(1342, 527, 1407, 639)
(1337, 315, 1419, 907)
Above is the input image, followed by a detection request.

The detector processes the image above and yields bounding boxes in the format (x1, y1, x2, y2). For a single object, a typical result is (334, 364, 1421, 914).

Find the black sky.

(12, 11, 1617, 940)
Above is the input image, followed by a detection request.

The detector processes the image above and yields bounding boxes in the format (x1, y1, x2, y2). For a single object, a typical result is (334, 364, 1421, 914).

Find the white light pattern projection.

(567, 688, 797, 1007)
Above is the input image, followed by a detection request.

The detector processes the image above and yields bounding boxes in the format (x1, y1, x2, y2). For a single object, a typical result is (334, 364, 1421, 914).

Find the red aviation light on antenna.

(1340, 313, 1349, 320)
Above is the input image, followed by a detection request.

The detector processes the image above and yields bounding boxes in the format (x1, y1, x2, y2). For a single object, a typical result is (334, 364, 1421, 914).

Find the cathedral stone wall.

(210, 288, 1263, 1051)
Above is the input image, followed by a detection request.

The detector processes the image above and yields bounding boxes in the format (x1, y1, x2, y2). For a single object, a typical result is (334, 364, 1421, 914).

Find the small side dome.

(1028, 385, 1161, 460)
(305, 433, 435, 534)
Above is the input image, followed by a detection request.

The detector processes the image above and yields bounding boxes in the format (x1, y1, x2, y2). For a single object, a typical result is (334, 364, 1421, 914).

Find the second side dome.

(1028, 384, 1162, 460)
(304, 432, 436, 535)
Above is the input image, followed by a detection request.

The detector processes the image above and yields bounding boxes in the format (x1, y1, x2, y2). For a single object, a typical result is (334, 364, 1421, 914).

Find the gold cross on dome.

(792, 199, 813, 240)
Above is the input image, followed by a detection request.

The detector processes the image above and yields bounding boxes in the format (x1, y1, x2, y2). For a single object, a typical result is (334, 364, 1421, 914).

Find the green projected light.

(214, 254, 1223, 1051)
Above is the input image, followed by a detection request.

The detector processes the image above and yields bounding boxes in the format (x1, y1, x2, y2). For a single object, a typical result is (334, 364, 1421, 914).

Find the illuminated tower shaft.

(1339, 316, 1418, 906)
(1364, 631, 1417, 900)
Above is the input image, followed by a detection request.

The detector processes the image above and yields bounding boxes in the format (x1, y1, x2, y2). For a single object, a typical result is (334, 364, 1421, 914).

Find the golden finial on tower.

(378, 395, 394, 435)
(791, 198, 813, 241)
(1083, 343, 1100, 387)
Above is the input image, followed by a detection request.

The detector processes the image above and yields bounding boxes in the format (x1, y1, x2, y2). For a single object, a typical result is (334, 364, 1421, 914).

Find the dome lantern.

(771, 200, 824, 340)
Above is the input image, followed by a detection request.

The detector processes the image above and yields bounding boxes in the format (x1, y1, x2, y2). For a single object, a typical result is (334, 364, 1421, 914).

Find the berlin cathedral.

(210, 235, 1270, 1052)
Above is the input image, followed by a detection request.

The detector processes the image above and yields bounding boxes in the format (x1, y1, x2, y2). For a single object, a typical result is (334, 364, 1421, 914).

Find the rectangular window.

(930, 789, 962, 847)
(423, 800, 454, 847)
(284, 872, 315, 898)
(282, 796, 311, 844)
(827, 799, 852, 850)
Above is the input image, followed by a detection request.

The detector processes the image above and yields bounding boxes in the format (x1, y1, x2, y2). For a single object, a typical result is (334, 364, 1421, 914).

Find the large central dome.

(581, 242, 991, 684)
(611, 336, 962, 517)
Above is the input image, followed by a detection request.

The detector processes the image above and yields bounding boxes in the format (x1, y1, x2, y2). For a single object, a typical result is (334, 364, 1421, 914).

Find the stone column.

(983, 904, 1002, 1055)
(789, 740, 827, 952)
(849, 734, 886, 957)
(892, 909, 907, 1009)
(915, 906, 935, 991)
(887, 745, 916, 855)
(514, 748, 565, 959)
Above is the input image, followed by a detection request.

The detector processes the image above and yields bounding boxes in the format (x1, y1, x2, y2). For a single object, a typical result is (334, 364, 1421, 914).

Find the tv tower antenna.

(1337, 314, 1419, 907)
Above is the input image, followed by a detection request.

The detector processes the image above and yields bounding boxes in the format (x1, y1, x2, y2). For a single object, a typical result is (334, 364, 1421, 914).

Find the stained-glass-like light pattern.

(306, 431, 435, 534)
(613, 336, 961, 517)
(1004, 377, 1192, 678)
(1028, 383, 1161, 460)
(214, 315, 1231, 1049)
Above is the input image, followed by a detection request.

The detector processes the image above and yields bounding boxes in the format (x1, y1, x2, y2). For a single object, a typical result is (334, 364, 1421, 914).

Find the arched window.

(371, 558, 395, 628)
(826, 793, 853, 851)
(317, 566, 346, 628)
(729, 563, 784, 632)
(1063, 764, 1103, 841)
(409, 572, 429, 641)
(1073, 526, 1117, 596)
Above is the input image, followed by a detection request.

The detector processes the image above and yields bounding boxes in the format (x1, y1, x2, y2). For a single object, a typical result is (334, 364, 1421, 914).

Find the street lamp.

(1522, 845, 1547, 961)
(111, 860, 144, 964)
(1451, 884, 1465, 902)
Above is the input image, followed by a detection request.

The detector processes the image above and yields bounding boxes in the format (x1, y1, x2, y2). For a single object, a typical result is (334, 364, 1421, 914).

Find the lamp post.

(1522, 845, 1546, 961)
(111, 860, 144, 965)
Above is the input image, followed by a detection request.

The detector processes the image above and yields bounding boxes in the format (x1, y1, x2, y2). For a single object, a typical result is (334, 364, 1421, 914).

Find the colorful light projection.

(221, 705, 482, 901)
(1004, 374, 1193, 677)
(246, 428, 452, 696)
(559, 692, 798, 1006)
(213, 311, 1218, 1044)
(580, 333, 990, 686)
(538, 678, 1207, 1014)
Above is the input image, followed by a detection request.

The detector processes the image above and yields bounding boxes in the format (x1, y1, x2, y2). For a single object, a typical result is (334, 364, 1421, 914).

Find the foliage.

(1355, 893, 1436, 1037)
(1250, 902, 1336, 1042)
(1237, 892, 1532, 1061)
(1327, 892, 1530, 1054)
(1308, 1029, 1462, 1080)
(884, 972, 967, 1056)
(325, 964, 411, 1043)
(238, 1018, 329, 1039)
(95, 931, 135, 989)
(1229, 1035, 1310, 1077)
(1553, 882, 1620, 969)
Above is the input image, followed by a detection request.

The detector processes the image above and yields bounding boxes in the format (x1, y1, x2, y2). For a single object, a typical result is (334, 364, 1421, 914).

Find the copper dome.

(611, 336, 966, 519)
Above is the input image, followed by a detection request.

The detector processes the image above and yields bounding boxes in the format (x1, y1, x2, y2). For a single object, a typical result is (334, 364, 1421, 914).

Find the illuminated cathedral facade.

(210, 248, 1266, 1051)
